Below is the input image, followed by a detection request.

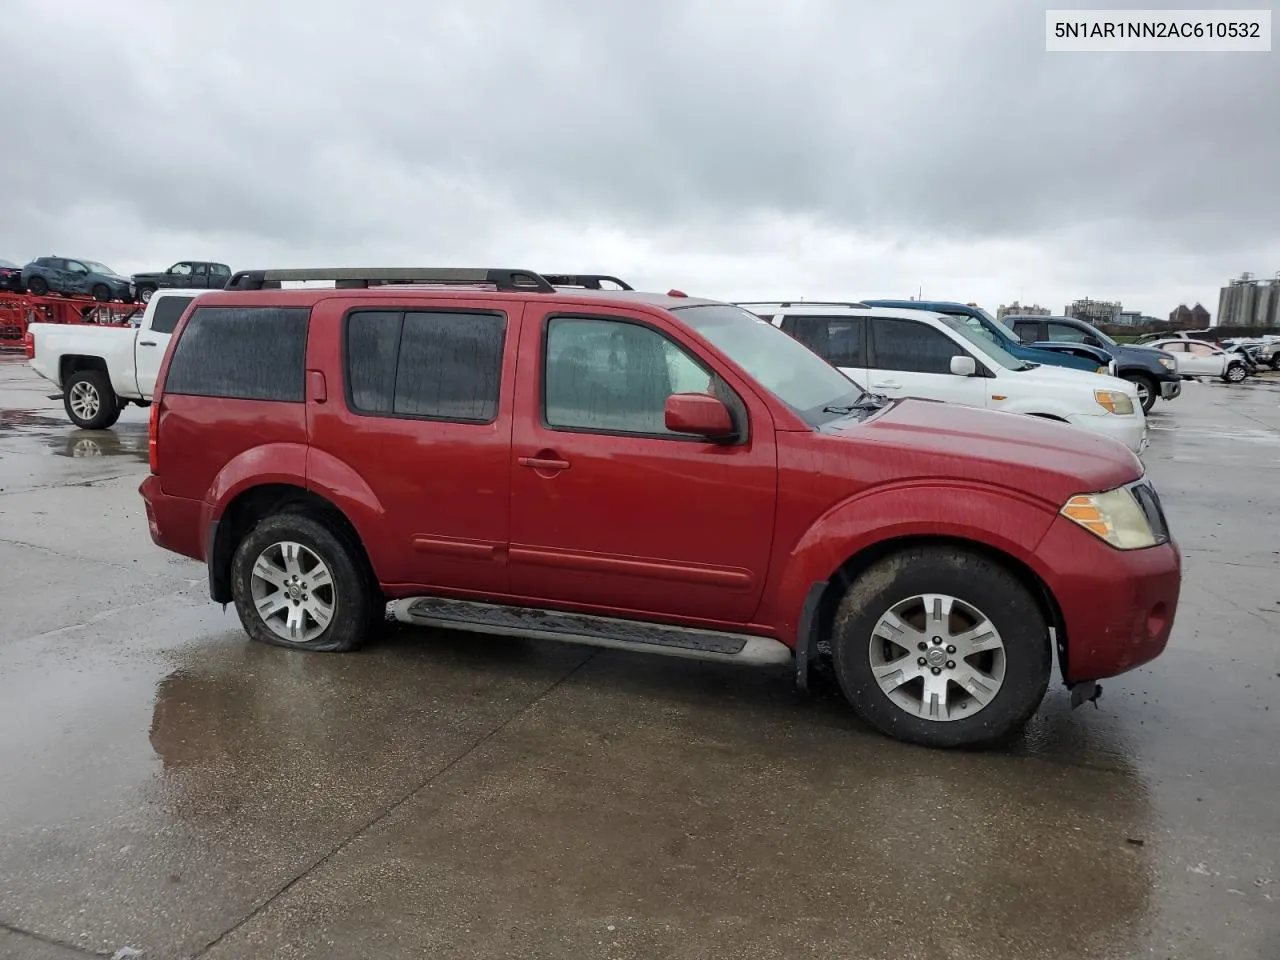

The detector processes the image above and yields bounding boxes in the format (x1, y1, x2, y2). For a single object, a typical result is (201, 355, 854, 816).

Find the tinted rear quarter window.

(164, 305, 309, 401)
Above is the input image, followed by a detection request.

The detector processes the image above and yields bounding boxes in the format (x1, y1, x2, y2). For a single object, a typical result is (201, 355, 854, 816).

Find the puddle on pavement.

(48, 429, 149, 461)
(0, 408, 66, 431)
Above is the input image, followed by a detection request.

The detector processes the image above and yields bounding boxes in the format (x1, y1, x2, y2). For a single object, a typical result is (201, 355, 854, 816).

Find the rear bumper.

(139, 474, 206, 562)
(1039, 515, 1181, 682)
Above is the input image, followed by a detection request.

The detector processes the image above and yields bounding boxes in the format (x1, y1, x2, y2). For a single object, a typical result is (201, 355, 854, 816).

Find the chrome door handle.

(871, 380, 901, 389)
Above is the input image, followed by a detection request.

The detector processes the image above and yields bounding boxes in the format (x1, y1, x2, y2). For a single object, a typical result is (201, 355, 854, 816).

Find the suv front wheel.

(830, 546, 1051, 748)
(230, 513, 380, 652)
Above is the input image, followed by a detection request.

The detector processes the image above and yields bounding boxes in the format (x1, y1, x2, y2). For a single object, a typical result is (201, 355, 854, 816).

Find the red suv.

(139, 268, 1181, 748)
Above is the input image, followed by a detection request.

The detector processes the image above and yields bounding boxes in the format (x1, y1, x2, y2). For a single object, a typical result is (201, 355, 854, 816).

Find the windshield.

(943, 310, 1014, 351)
(0, 258, 18, 269)
(939, 316, 1031, 370)
(673, 304, 868, 425)
(1084, 323, 1119, 348)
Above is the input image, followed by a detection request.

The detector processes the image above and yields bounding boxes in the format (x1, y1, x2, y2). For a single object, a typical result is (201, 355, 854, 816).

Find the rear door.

(135, 294, 196, 397)
(507, 303, 778, 624)
(305, 296, 522, 594)
(866, 316, 991, 408)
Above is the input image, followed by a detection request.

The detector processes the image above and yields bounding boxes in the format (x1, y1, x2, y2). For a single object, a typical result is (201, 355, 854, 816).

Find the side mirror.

(665, 393, 735, 438)
(950, 355, 977, 377)
(1085, 336, 1102, 348)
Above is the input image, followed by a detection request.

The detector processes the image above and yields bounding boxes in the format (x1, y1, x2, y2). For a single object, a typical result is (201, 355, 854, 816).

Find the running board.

(389, 597, 792, 666)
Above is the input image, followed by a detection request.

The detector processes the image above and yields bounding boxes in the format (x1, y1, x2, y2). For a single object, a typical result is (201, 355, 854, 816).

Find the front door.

(1183, 341, 1226, 376)
(509, 306, 778, 625)
(191, 262, 210, 289)
(865, 316, 992, 409)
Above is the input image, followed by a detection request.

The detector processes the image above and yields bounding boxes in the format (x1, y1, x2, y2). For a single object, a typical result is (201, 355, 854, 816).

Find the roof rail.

(733, 300, 871, 310)
(541, 273, 634, 290)
(223, 267, 556, 293)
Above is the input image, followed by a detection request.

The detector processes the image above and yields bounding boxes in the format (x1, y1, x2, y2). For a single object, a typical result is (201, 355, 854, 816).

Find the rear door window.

(780, 315, 865, 367)
(149, 296, 195, 335)
(344, 309, 505, 423)
(163, 306, 309, 401)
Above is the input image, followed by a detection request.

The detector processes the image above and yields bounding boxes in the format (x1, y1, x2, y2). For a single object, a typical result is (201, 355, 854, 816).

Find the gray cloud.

(2, 0, 1276, 316)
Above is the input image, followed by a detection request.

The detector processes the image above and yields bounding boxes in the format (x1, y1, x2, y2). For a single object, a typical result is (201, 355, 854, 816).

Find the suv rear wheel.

(230, 513, 379, 652)
(830, 546, 1051, 748)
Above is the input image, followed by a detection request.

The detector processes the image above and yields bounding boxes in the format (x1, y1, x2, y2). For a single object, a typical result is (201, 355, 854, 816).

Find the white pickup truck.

(26, 289, 208, 429)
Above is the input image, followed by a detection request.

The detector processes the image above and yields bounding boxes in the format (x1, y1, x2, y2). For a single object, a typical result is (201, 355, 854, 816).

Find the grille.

(1129, 480, 1171, 544)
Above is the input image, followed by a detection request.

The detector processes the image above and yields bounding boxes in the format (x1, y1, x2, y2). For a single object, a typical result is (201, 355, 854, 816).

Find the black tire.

(1223, 363, 1247, 383)
(1124, 373, 1157, 414)
(28, 276, 48, 296)
(62, 369, 122, 430)
(830, 546, 1051, 748)
(1268, 355, 1280, 371)
(230, 512, 377, 653)
(136, 286, 155, 304)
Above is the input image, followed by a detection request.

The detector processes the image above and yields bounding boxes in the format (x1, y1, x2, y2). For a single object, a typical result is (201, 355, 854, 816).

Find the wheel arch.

(207, 483, 377, 605)
(805, 533, 1069, 686)
(59, 354, 109, 387)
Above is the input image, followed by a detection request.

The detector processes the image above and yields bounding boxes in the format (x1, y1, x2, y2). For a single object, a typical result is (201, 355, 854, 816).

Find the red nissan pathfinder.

(139, 268, 1181, 748)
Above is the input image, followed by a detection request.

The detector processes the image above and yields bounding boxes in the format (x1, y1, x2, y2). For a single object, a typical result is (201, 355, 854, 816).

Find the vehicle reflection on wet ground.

(0, 355, 1277, 959)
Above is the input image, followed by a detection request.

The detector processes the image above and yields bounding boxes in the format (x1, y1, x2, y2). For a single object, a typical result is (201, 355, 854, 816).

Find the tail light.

(23, 330, 34, 359)
(148, 401, 160, 473)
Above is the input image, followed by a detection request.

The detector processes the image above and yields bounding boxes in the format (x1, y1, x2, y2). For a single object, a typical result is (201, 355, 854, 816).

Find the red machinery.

(0, 293, 140, 349)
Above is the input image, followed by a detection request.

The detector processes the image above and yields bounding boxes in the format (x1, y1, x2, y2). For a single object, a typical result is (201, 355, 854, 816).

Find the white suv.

(739, 302, 1147, 454)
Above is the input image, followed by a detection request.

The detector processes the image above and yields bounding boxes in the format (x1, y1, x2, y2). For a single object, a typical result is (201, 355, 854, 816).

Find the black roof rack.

(540, 274, 634, 290)
(733, 300, 871, 310)
(223, 267, 556, 293)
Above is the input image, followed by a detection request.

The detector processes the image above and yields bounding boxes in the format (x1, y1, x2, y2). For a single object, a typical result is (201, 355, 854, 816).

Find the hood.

(1115, 342, 1174, 360)
(130, 272, 163, 281)
(823, 398, 1142, 503)
(1004, 363, 1138, 395)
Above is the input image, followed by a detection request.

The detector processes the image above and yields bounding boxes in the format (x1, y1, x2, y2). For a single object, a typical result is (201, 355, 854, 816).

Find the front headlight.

(1094, 389, 1134, 415)
(1061, 487, 1158, 549)
(1158, 357, 1176, 371)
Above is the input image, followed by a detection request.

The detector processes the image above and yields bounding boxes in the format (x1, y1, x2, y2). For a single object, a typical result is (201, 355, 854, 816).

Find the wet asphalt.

(0, 353, 1277, 960)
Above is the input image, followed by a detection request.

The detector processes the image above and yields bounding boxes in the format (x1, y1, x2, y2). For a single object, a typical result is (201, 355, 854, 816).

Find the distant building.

(1168, 303, 1211, 329)
(1217, 272, 1280, 328)
(1065, 297, 1122, 326)
(996, 301, 1050, 319)
(1117, 311, 1142, 326)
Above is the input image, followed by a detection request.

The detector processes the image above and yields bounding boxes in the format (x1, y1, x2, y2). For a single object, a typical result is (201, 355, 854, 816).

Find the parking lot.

(0, 353, 1277, 960)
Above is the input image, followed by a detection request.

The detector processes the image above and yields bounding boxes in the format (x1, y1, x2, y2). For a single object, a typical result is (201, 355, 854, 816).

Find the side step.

(389, 597, 792, 666)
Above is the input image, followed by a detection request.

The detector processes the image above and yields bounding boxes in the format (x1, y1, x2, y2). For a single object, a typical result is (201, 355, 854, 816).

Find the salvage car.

(1145, 337, 1259, 381)
(25, 288, 209, 428)
(137, 267, 1181, 750)
(744, 301, 1148, 454)
(0, 258, 24, 292)
(20, 256, 133, 301)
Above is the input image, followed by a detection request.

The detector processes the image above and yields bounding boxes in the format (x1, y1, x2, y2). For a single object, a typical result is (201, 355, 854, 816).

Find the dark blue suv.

(861, 300, 1116, 376)
(21, 256, 133, 302)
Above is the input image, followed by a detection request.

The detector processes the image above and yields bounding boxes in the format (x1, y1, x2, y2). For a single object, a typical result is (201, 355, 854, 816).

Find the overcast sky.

(2, 0, 1276, 319)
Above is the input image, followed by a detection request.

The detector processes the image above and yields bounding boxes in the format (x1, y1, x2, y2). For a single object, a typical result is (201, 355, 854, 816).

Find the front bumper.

(1159, 378, 1181, 400)
(1038, 515, 1181, 683)
(1063, 411, 1147, 455)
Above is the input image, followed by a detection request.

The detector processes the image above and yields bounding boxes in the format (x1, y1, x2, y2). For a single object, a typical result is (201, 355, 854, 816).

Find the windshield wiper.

(823, 393, 889, 415)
